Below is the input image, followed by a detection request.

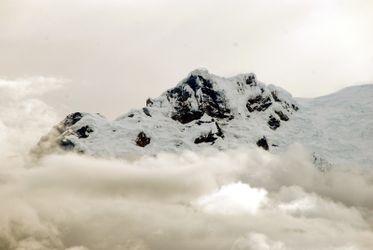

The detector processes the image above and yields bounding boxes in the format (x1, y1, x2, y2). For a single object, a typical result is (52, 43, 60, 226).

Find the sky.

(1, 0, 373, 118)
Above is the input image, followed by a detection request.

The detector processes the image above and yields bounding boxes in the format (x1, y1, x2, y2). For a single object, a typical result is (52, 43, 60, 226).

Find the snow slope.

(34, 69, 373, 167)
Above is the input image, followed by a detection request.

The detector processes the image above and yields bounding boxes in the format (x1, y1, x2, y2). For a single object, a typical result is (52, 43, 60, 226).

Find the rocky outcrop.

(275, 110, 289, 121)
(268, 115, 281, 130)
(168, 73, 233, 124)
(76, 125, 93, 138)
(194, 132, 218, 144)
(194, 122, 224, 144)
(256, 137, 269, 150)
(246, 95, 272, 112)
(135, 132, 151, 147)
(63, 112, 83, 127)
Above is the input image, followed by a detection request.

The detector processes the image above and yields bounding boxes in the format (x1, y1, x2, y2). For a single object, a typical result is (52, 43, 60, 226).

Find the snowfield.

(35, 69, 373, 167)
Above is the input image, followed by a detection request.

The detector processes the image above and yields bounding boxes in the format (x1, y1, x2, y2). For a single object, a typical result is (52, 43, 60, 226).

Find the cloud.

(232, 233, 285, 250)
(0, 149, 372, 249)
(196, 182, 268, 215)
(0, 77, 62, 161)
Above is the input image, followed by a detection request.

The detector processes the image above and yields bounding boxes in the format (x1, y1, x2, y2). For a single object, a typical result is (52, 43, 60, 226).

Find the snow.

(36, 70, 373, 167)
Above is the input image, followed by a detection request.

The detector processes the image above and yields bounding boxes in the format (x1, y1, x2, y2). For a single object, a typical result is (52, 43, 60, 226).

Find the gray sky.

(1, 0, 373, 118)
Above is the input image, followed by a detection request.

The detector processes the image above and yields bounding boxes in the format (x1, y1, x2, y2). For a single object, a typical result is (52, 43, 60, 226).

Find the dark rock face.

(245, 74, 257, 86)
(215, 122, 224, 138)
(76, 125, 93, 138)
(292, 104, 299, 111)
(275, 110, 289, 121)
(32, 113, 84, 155)
(63, 112, 83, 127)
(143, 108, 152, 117)
(168, 76, 204, 124)
(268, 115, 280, 130)
(246, 96, 272, 112)
(172, 109, 204, 124)
(271, 91, 281, 102)
(199, 76, 232, 119)
(59, 138, 75, 150)
(256, 136, 269, 150)
(136, 132, 151, 147)
(146, 98, 154, 107)
(194, 122, 224, 144)
(168, 74, 232, 124)
(196, 119, 214, 125)
(194, 132, 218, 144)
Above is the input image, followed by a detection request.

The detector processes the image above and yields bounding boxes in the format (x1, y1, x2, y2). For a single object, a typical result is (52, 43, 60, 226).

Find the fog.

(2, 148, 373, 250)
(0, 74, 373, 249)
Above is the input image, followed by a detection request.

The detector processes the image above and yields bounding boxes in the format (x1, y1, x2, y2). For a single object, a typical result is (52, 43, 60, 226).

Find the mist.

(0, 77, 373, 250)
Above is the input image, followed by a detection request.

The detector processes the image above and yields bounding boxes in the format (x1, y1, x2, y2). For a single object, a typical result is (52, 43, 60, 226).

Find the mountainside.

(35, 69, 373, 167)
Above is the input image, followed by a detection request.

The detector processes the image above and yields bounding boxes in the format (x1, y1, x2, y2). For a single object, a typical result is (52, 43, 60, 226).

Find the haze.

(1, 0, 373, 118)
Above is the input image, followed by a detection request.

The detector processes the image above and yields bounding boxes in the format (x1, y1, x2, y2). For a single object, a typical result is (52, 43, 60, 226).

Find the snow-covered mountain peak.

(34, 71, 373, 167)
(147, 69, 297, 124)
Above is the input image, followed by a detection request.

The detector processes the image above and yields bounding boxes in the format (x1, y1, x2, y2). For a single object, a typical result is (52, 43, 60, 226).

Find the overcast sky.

(1, 0, 373, 118)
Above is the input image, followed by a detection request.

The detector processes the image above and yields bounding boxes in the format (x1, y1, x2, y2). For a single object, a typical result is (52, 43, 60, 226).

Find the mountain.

(34, 69, 373, 167)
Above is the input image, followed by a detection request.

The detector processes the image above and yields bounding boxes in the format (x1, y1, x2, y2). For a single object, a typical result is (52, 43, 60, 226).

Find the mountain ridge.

(34, 69, 373, 167)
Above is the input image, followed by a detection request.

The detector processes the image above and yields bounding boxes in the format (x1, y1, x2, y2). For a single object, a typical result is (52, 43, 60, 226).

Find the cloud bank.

(0, 78, 372, 250)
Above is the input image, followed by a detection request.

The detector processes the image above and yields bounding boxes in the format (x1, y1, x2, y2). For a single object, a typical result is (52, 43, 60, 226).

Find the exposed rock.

(146, 98, 154, 107)
(268, 115, 280, 130)
(275, 110, 289, 121)
(167, 81, 193, 102)
(169, 73, 232, 124)
(136, 132, 151, 147)
(59, 138, 75, 150)
(246, 96, 272, 112)
(172, 109, 204, 124)
(143, 108, 152, 117)
(168, 77, 202, 124)
(292, 104, 299, 111)
(63, 112, 83, 127)
(194, 122, 223, 144)
(271, 91, 281, 102)
(198, 76, 232, 119)
(256, 136, 269, 150)
(215, 122, 224, 138)
(245, 74, 257, 86)
(76, 125, 93, 138)
(194, 131, 217, 144)
(196, 120, 214, 125)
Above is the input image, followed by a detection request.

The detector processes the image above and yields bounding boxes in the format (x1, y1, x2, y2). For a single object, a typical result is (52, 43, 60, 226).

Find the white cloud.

(1, 149, 372, 249)
(196, 182, 268, 215)
(0, 77, 63, 159)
